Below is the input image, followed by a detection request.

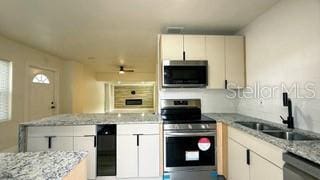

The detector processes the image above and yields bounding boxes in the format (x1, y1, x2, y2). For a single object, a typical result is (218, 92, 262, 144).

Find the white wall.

(237, 0, 320, 132)
(0, 35, 65, 151)
(60, 61, 105, 114)
(82, 67, 105, 113)
(159, 89, 238, 113)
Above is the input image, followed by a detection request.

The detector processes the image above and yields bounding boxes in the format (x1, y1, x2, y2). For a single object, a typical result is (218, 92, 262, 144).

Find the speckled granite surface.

(21, 113, 161, 126)
(0, 151, 87, 180)
(18, 113, 320, 165)
(204, 113, 320, 165)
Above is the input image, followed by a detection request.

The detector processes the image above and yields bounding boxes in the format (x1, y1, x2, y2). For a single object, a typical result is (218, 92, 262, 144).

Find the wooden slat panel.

(114, 85, 154, 109)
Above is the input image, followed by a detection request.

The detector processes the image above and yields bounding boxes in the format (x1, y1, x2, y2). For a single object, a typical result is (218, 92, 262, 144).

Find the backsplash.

(237, 0, 320, 133)
(159, 89, 238, 113)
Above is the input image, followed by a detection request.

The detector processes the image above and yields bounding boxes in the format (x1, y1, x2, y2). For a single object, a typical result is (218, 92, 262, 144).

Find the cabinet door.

(117, 135, 138, 178)
(27, 137, 49, 151)
(51, 137, 74, 151)
(161, 35, 184, 60)
(206, 36, 226, 89)
(184, 35, 206, 60)
(225, 36, 245, 88)
(250, 152, 283, 180)
(228, 138, 250, 180)
(74, 136, 96, 179)
(139, 135, 160, 177)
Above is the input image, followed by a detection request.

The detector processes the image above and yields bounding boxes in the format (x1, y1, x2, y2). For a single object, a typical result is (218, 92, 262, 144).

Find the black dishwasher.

(97, 125, 116, 176)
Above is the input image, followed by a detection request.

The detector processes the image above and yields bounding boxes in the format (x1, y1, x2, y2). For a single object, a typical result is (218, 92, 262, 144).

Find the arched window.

(32, 74, 50, 84)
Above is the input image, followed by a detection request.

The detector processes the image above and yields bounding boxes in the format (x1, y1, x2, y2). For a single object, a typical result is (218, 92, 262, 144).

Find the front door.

(29, 67, 56, 120)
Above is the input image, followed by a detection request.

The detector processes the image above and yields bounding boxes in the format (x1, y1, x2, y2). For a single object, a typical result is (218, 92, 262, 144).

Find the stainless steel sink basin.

(263, 131, 320, 141)
(236, 121, 282, 131)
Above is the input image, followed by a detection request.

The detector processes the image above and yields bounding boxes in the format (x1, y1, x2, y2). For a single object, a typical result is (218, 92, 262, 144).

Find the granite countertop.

(205, 113, 320, 165)
(0, 151, 87, 180)
(21, 113, 162, 126)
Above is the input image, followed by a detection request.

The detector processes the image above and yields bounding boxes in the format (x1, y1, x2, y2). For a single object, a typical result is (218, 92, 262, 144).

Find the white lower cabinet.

(27, 137, 50, 151)
(138, 135, 160, 178)
(228, 139, 249, 180)
(27, 136, 73, 151)
(117, 124, 160, 179)
(117, 135, 139, 178)
(27, 125, 97, 180)
(73, 126, 97, 180)
(228, 127, 284, 180)
(250, 152, 283, 180)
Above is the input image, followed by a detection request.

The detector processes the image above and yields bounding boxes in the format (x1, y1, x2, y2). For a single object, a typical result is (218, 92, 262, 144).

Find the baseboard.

(0, 145, 18, 153)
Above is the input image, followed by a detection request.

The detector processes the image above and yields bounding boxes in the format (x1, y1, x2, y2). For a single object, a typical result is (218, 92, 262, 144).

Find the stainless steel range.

(161, 99, 217, 180)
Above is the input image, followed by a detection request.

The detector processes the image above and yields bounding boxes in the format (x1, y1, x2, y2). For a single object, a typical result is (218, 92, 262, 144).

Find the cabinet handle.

(225, 80, 228, 89)
(45, 136, 56, 149)
(137, 134, 140, 146)
(133, 134, 143, 146)
(183, 51, 186, 61)
(246, 149, 250, 165)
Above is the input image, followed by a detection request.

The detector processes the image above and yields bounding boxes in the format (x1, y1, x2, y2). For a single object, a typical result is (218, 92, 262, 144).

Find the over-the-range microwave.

(162, 60, 208, 88)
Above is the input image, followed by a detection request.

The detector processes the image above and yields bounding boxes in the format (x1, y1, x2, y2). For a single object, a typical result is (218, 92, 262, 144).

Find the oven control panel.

(164, 123, 216, 131)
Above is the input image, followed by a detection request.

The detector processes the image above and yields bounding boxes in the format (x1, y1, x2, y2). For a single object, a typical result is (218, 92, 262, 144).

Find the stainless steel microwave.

(162, 60, 208, 88)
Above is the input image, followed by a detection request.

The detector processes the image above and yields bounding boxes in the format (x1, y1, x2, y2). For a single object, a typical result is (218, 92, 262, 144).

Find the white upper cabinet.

(161, 34, 184, 60)
(184, 35, 206, 60)
(205, 36, 226, 89)
(159, 34, 246, 89)
(225, 36, 246, 88)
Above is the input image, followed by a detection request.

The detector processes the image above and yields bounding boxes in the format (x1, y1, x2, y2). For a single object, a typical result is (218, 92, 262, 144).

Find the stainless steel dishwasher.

(283, 153, 320, 180)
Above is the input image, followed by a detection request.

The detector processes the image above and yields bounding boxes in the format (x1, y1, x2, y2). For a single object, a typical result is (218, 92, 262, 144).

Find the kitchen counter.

(0, 151, 87, 180)
(205, 113, 320, 165)
(21, 113, 161, 126)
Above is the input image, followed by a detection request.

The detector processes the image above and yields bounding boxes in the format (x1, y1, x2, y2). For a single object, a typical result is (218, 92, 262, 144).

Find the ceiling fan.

(119, 66, 134, 74)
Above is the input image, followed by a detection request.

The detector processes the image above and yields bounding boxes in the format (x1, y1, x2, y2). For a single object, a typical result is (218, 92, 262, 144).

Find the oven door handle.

(165, 131, 216, 137)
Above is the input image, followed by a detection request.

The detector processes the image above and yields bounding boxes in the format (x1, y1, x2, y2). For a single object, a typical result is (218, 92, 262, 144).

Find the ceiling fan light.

(119, 70, 125, 74)
(119, 66, 125, 74)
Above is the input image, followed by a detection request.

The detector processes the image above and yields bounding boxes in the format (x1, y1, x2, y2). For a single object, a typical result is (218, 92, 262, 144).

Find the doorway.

(28, 67, 57, 120)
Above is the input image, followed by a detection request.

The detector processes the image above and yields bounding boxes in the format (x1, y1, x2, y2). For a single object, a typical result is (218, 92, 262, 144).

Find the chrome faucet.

(280, 92, 294, 129)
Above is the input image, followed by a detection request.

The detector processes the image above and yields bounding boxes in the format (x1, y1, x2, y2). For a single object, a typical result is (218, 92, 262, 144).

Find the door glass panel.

(32, 74, 50, 84)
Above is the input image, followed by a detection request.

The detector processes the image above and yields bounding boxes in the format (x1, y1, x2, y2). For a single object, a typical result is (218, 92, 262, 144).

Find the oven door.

(164, 130, 216, 172)
(162, 61, 208, 88)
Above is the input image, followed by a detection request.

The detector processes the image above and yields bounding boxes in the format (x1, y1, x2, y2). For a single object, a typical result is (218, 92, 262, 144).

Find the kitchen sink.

(263, 131, 320, 141)
(236, 121, 282, 131)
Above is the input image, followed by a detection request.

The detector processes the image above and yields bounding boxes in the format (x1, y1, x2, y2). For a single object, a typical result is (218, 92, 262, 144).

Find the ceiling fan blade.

(124, 69, 134, 72)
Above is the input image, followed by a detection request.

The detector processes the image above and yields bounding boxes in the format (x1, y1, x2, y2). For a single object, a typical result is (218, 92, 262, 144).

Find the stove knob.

(188, 124, 192, 129)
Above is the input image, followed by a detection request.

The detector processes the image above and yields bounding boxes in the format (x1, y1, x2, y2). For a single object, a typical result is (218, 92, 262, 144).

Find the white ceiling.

(0, 0, 279, 73)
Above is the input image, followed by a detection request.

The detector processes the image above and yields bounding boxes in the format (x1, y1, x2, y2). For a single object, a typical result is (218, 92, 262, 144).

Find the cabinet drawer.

(73, 125, 96, 136)
(117, 124, 160, 135)
(27, 126, 74, 137)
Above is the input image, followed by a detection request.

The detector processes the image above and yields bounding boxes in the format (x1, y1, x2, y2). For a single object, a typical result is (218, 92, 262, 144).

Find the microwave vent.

(166, 27, 184, 34)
